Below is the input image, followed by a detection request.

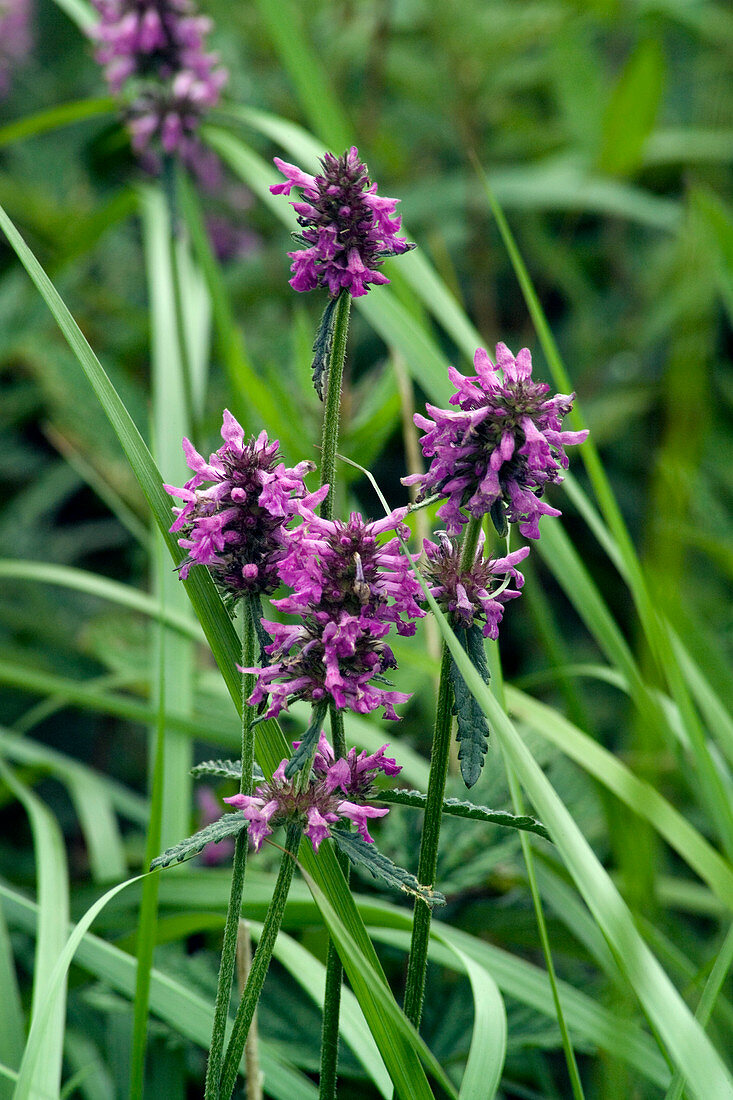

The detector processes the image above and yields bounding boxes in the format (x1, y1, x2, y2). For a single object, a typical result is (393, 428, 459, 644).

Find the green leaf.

(150, 813, 248, 871)
(597, 40, 666, 175)
(0, 97, 115, 150)
(375, 788, 551, 841)
(449, 624, 491, 787)
(310, 294, 339, 399)
(0, 764, 69, 1100)
(191, 758, 266, 782)
(331, 831, 445, 908)
(0, 884, 318, 1099)
(284, 701, 329, 778)
(301, 872, 458, 1100)
(423, 586, 733, 1100)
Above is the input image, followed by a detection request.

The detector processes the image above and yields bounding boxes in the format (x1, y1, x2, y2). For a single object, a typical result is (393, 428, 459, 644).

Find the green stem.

(319, 706, 348, 1100)
(402, 643, 454, 1028)
(204, 604, 257, 1100)
(319, 290, 351, 521)
(220, 824, 302, 1100)
(403, 515, 483, 1028)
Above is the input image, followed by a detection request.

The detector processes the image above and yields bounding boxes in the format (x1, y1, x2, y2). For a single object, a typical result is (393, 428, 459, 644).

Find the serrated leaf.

(311, 295, 338, 400)
(190, 759, 266, 783)
(449, 624, 491, 788)
(284, 701, 329, 778)
(150, 813, 247, 871)
(331, 831, 445, 908)
(374, 789, 551, 841)
(249, 594, 273, 667)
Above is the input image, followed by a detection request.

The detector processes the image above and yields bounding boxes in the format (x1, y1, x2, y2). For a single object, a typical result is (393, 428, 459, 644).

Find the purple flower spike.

(164, 411, 316, 597)
(423, 531, 529, 639)
(224, 733, 396, 853)
(89, 0, 227, 180)
(404, 344, 589, 538)
(245, 508, 424, 720)
(270, 146, 414, 298)
(0, 0, 32, 99)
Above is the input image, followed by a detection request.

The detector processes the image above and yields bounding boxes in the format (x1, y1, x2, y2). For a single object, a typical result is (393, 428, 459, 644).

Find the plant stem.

(403, 514, 483, 1028)
(319, 706, 348, 1100)
(319, 290, 351, 521)
(204, 603, 256, 1100)
(219, 824, 302, 1100)
(314, 290, 350, 1095)
(402, 642, 453, 1028)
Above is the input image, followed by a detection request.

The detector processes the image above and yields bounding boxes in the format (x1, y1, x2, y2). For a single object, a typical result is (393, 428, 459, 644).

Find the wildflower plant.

(3, 14, 732, 1100)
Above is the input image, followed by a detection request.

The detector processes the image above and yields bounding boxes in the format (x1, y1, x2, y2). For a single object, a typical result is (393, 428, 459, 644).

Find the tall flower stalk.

(402, 344, 586, 1026)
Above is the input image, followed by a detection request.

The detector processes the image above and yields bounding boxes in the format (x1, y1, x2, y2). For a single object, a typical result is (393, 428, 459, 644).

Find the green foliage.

(449, 623, 492, 788)
(0, 1, 731, 1096)
(331, 830, 446, 908)
(151, 814, 248, 871)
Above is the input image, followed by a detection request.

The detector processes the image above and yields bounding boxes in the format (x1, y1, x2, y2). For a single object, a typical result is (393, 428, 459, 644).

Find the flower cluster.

(405, 344, 589, 539)
(89, 0, 227, 181)
(223, 732, 399, 851)
(270, 146, 413, 298)
(246, 507, 425, 720)
(0, 0, 32, 99)
(423, 531, 529, 638)
(164, 411, 317, 596)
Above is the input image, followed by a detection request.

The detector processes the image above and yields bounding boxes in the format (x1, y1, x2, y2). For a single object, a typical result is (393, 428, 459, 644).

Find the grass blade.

(0, 763, 69, 1100)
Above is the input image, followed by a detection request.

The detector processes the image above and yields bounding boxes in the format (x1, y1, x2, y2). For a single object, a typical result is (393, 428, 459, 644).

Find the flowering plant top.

(223, 732, 399, 852)
(245, 507, 425, 721)
(405, 344, 589, 539)
(423, 531, 530, 639)
(270, 146, 413, 298)
(164, 410, 318, 596)
(90, 0, 227, 180)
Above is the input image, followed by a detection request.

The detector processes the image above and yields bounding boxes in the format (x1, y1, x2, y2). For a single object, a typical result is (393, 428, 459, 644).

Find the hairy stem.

(403, 514, 483, 1027)
(219, 824, 302, 1100)
(204, 603, 256, 1099)
(319, 706, 348, 1100)
(319, 290, 351, 521)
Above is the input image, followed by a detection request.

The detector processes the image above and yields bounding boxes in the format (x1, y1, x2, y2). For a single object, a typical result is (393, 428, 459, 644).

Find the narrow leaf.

(375, 788, 551, 841)
(450, 624, 491, 787)
(310, 294, 339, 399)
(331, 831, 445, 908)
(284, 701, 329, 778)
(150, 813, 247, 870)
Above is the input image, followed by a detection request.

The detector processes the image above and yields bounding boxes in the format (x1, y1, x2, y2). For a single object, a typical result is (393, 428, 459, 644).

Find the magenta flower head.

(223, 731, 397, 851)
(423, 531, 530, 639)
(269, 146, 414, 298)
(89, 0, 227, 181)
(404, 344, 589, 539)
(245, 504, 424, 720)
(0, 0, 33, 98)
(164, 410, 318, 597)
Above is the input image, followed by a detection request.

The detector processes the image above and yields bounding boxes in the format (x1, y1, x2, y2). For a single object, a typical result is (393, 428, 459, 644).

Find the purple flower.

(89, 0, 227, 181)
(164, 411, 318, 596)
(223, 732, 396, 852)
(269, 146, 413, 298)
(245, 507, 424, 720)
(423, 531, 530, 638)
(0, 0, 32, 98)
(404, 344, 589, 539)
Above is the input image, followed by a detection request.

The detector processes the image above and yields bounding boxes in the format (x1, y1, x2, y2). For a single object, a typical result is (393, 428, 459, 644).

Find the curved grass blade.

(0, 884, 316, 1100)
(301, 870, 458, 1100)
(0, 560, 203, 642)
(0, 903, 23, 1090)
(507, 686, 733, 911)
(0, 98, 115, 150)
(424, 589, 733, 1100)
(0, 763, 69, 1100)
(429, 932, 506, 1100)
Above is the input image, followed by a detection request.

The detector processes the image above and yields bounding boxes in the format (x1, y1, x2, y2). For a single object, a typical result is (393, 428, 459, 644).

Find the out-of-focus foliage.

(0, 0, 731, 1097)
